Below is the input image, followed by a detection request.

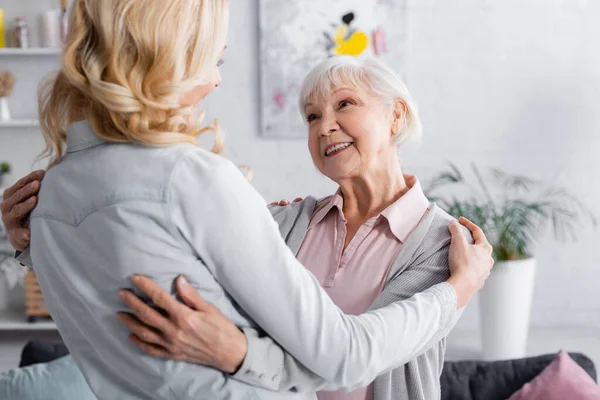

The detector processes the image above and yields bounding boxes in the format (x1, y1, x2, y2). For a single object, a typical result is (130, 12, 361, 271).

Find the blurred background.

(0, 0, 598, 394)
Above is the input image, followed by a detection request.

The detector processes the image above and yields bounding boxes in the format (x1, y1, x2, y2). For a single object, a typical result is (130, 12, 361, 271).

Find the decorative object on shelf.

(426, 163, 597, 361)
(0, 8, 5, 48)
(25, 269, 51, 322)
(258, 0, 407, 137)
(60, 0, 69, 43)
(12, 17, 30, 48)
(0, 71, 16, 122)
(42, 10, 62, 48)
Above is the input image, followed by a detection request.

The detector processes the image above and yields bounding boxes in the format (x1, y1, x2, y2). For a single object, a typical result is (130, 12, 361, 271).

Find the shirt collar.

(381, 175, 430, 243)
(308, 189, 345, 230)
(308, 175, 430, 243)
(66, 120, 106, 153)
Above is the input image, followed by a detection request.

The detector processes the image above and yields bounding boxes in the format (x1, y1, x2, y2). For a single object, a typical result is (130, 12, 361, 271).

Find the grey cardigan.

(231, 198, 469, 400)
(18, 120, 465, 400)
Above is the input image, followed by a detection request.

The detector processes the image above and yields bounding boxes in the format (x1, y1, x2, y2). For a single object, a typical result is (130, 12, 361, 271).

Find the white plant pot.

(479, 258, 537, 361)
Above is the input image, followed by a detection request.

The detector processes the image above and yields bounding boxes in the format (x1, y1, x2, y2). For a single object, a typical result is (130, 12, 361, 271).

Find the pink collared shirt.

(296, 175, 430, 400)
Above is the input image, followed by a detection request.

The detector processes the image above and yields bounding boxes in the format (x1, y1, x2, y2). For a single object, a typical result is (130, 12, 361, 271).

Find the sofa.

(16, 340, 600, 400)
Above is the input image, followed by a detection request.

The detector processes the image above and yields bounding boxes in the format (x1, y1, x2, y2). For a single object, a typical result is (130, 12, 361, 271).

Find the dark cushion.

(441, 353, 597, 400)
(19, 341, 70, 368)
(19, 340, 598, 400)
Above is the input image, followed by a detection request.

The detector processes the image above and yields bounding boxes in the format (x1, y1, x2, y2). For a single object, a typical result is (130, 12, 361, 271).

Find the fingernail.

(28, 197, 36, 204)
(131, 275, 141, 283)
(118, 291, 126, 300)
(178, 275, 188, 287)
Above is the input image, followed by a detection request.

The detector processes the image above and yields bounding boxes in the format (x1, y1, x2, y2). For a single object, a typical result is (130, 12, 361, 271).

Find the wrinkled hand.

(117, 275, 247, 374)
(269, 197, 303, 206)
(0, 170, 45, 251)
(446, 217, 494, 309)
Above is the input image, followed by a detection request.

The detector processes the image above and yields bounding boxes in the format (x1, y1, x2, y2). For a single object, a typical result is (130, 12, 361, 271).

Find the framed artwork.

(259, 0, 408, 138)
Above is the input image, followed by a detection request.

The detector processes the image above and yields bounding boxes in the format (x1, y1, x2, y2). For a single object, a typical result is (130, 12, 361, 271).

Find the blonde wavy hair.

(38, 0, 229, 167)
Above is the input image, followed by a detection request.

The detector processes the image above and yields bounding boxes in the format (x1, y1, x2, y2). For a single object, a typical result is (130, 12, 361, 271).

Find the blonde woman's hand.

(269, 197, 303, 206)
(117, 275, 248, 374)
(0, 170, 45, 251)
(446, 217, 494, 309)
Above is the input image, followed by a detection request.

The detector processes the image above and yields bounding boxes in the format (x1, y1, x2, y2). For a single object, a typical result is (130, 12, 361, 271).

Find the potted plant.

(0, 161, 10, 188)
(426, 163, 596, 360)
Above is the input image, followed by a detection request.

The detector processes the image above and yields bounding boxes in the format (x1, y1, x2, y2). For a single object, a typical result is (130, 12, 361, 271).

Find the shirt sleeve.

(231, 231, 465, 392)
(168, 149, 457, 391)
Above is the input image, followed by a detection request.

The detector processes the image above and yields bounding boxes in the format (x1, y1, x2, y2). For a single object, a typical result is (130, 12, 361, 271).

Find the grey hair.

(298, 56, 422, 146)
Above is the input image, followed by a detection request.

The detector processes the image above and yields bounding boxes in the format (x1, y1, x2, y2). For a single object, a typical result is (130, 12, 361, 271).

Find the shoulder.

(168, 147, 244, 192)
(409, 204, 474, 262)
(427, 204, 474, 247)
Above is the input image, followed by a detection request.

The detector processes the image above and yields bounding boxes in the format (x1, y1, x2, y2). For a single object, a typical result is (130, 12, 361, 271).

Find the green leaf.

(428, 161, 597, 262)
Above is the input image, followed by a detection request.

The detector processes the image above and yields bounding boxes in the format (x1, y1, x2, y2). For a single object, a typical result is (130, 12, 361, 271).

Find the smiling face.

(305, 84, 400, 182)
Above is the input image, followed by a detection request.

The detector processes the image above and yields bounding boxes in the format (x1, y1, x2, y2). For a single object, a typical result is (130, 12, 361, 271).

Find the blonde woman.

(0, 1, 493, 400)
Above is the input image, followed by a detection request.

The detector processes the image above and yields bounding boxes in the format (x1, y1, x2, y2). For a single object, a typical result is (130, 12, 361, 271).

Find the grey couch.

(19, 341, 598, 400)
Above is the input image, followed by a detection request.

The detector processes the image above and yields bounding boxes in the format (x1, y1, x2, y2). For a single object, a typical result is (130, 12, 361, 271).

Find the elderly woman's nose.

(319, 116, 339, 136)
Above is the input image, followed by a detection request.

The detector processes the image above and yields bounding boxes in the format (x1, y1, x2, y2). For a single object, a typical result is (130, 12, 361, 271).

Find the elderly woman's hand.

(117, 275, 248, 374)
(447, 217, 494, 309)
(0, 170, 45, 251)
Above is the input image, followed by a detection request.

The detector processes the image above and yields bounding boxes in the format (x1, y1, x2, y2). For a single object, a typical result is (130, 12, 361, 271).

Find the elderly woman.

(0, 54, 492, 400)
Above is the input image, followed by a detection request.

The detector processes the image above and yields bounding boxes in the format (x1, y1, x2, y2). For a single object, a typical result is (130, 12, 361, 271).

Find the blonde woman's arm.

(163, 149, 485, 391)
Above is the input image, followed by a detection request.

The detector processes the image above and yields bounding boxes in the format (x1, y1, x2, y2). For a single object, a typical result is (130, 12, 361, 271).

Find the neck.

(337, 158, 408, 221)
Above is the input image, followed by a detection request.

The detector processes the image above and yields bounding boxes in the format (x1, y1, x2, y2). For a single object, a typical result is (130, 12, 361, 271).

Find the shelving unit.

(0, 48, 61, 56)
(0, 310, 57, 331)
(0, 119, 40, 128)
(0, 48, 58, 130)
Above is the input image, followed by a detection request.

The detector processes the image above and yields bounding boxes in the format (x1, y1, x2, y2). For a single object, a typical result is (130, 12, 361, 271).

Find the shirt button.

(259, 373, 265, 380)
(272, 374, 279, 382)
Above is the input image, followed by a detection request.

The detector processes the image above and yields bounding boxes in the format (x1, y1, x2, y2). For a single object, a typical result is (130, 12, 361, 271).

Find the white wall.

(1, 0, 599, 330)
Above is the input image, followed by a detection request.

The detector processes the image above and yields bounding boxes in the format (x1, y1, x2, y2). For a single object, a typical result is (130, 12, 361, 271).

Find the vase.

(478, 258, 537, 360)
(0, 97, 10, 121)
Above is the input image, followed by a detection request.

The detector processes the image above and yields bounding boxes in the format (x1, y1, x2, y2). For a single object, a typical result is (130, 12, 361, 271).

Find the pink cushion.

(509, 350, 600, 400)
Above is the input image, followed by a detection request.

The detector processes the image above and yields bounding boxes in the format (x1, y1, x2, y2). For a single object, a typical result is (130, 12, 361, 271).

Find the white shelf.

(0, 120, 40, 128)
(0, 48, 61, 56)
(0, 310, 57, 331)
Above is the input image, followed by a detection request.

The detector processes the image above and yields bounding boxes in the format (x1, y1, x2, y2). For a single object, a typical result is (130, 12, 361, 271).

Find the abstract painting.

(259, 0, 408, 138)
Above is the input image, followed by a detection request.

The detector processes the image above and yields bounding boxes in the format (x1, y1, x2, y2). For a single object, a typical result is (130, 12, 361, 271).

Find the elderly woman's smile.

(324, 142, 354, 157)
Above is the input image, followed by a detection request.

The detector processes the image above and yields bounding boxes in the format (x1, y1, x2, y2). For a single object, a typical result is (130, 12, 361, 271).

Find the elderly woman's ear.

(392, 100, 408, 135)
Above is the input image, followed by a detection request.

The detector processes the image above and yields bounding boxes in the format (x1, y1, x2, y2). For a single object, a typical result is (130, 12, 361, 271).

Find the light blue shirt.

(26, 121, 457, 400)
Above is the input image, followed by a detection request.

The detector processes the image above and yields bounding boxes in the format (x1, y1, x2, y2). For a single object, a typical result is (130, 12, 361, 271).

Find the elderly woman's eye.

(338, 100, 352, 108)
(306, 114, 318, 122)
